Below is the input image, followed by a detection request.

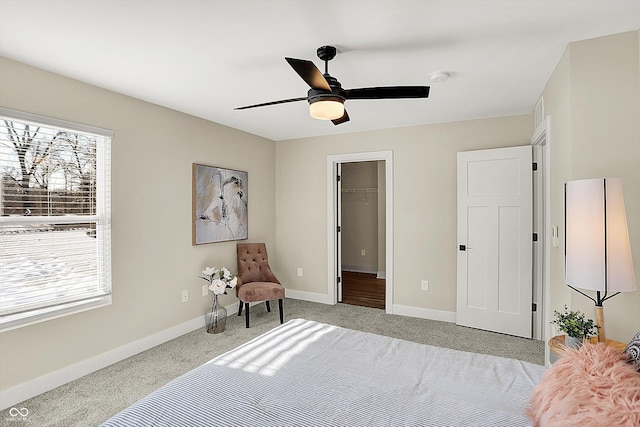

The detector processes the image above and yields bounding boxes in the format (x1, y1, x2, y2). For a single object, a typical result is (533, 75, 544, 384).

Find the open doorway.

(327, 150, 394, 314)
(340, 161, 386, 309)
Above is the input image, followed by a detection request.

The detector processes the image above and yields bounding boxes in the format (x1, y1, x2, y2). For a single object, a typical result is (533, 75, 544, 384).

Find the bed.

(101, 319, 546, 426)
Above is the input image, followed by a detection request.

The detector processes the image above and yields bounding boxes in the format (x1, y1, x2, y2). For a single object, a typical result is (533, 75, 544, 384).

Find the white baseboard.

(284, 289, 333, 305)
(286, 291, 455, 323)
(392, 304, 457, 323)
(0, 304, 235, 410)
(287, 291, 456, 324)
(376, 270, 386, 279)
(341, 265, 378, 274)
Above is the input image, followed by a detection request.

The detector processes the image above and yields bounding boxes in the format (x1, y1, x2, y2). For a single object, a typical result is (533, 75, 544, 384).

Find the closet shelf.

(342, 188, 378, 193)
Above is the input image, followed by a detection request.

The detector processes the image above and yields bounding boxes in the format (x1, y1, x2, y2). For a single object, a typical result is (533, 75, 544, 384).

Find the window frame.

(0, 107, 113, 331)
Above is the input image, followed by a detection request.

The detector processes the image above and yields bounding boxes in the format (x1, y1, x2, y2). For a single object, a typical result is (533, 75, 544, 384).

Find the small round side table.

(549, 335, 626, 360)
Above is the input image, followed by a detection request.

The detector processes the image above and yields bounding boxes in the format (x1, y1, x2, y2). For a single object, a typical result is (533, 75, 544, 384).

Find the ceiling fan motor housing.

(307, 74, 345, 105)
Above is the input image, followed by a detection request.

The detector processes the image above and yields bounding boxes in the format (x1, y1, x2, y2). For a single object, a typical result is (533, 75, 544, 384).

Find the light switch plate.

(552, 225, 559, 248)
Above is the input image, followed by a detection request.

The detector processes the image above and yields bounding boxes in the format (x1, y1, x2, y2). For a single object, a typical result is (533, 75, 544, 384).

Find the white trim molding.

(531, 115, 552, 366)
(284, 289, 333, 305)
(393, 304, 457, 323)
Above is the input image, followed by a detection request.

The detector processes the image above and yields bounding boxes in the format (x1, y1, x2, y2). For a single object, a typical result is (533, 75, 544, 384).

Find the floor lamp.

(564, 177, 637, 342)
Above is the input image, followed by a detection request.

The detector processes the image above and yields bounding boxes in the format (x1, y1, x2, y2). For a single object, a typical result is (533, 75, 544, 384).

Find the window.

(0, 107, 112, 331)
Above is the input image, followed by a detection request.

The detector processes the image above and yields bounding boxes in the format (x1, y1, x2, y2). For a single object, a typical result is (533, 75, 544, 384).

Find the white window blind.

(0, 107, 112, 331)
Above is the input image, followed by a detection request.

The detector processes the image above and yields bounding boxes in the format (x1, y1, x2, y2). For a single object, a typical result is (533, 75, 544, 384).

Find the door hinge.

(533, 233, 538, 242)
(337, 225, 341, 232)
(337, 276, 341, 284)
(337, 174, 341, 182)
(532, 302, 537, 312)
(532, 162, 538, 171)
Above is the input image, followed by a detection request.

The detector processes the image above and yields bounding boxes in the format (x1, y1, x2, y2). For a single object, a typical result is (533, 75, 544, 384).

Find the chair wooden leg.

(278, 299, 283, 324)
(265, 300, 271, 312)
(238, 301, 243, 316)
(245, 302, 250, 328)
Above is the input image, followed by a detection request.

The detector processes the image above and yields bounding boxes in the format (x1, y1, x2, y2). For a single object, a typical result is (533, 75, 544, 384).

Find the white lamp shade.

(565, 177, 636, 293)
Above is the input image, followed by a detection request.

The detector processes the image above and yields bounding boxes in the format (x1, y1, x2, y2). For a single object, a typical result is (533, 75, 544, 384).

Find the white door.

(456, 146, 533, 338)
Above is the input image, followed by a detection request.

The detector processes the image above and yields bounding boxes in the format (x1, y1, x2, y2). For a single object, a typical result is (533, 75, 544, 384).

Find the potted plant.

(551, 305, 597, 348)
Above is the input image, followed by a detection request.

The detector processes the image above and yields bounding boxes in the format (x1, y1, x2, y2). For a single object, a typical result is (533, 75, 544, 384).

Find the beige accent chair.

(236, 243, 284, 328)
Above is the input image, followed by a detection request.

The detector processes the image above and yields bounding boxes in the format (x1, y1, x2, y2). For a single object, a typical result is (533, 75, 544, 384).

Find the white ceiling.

(1, 1, 639, 141)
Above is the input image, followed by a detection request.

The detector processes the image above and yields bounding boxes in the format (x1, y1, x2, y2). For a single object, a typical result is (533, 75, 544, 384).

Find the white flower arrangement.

(200, 266, 238, 295)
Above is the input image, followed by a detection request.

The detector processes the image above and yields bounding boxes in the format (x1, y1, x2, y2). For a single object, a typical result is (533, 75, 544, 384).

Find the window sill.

(0, 295, 111, 332)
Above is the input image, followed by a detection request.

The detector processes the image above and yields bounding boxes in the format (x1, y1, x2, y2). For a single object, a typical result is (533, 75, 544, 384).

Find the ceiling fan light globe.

(309, 100, 344, 120)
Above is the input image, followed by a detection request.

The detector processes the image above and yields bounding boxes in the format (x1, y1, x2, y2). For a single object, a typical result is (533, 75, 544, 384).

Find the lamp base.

(595, 305, 605, 342)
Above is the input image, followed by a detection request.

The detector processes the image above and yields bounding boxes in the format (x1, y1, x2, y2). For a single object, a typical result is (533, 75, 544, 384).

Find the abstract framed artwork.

(192, 163, 248, 245)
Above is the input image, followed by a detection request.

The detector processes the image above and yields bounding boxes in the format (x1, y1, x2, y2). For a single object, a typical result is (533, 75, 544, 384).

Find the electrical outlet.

(297, 267, 303, 277)
(421, 280, 429, 291)
(181, 290, 189, 303)
(361, 249, 366, 256)
(202, 284, 208, 297)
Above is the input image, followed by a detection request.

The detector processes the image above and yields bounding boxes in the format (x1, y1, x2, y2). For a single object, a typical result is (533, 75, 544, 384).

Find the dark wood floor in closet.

(341, 271, 385, 310)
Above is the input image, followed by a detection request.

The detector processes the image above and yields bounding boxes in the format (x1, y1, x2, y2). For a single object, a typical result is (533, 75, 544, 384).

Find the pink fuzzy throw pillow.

(528, 343, 640, 426)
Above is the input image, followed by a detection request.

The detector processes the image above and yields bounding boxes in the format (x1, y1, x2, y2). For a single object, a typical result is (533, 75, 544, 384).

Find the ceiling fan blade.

(234, 97, 307, 110)
(285, 57, 331, 91)
(344, 86, 430, 100)
(332, 110, 350, 125)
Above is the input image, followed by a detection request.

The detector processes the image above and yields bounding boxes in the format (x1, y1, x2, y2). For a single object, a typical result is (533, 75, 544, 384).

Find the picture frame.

(192, 163, 248, 245)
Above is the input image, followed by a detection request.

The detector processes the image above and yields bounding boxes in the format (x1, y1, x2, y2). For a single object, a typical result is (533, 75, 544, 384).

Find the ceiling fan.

(235, 46, 430, 125)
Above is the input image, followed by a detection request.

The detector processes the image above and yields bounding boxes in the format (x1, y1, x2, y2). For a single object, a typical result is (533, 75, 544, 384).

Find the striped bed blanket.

(102, 319, 545, 426)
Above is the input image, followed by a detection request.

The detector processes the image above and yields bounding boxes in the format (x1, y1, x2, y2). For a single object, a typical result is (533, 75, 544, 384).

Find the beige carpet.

(7, 298, 544, 426)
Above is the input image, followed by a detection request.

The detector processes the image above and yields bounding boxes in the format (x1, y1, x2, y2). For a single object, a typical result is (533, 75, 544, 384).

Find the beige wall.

(544, 30, 640, 342)
(275, 116, 533, 312)
(0, 57, 276, 390)
(341, 161, 379, 272)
